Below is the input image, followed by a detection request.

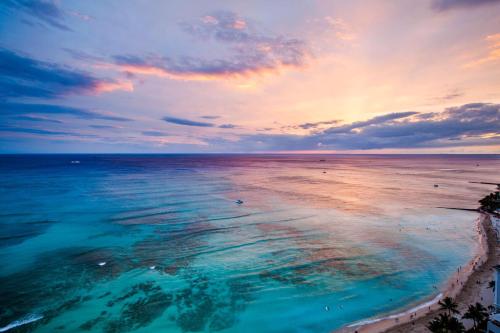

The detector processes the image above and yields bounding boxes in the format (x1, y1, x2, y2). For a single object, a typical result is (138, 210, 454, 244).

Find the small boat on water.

(235, 199, 244, 204)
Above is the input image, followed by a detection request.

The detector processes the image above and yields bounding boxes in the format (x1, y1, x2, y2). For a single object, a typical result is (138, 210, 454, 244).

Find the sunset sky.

(1, 0, 499, 153)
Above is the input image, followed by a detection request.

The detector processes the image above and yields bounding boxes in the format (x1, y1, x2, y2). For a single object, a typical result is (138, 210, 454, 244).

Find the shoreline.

(337, 212, 495, 333)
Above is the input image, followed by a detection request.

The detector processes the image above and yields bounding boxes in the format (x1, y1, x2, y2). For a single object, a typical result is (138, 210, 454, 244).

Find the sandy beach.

(339, 212, 498, 333)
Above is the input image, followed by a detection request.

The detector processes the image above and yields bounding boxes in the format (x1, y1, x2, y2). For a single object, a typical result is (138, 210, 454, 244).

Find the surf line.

(0, 314, 43, 332)
(347, 293, 443, 327)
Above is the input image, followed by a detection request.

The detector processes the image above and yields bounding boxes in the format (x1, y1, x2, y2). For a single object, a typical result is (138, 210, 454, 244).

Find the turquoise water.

(0, 154, 499, 333)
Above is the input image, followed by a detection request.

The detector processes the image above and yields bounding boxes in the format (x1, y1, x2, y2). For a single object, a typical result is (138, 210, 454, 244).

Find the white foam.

(347, 293, 443, 327)
(98, 261, 106, 266)
(0, 314, 43, 332)
(491, 216, 500, 239)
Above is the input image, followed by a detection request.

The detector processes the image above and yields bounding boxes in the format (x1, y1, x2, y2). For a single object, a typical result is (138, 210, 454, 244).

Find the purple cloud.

(222, 103, 500, 151)
(0, 125, 92, 137)
(1, 102, 132, 121)
(0, 49, 130, 99)
(297, 120, 340, 130)
(142, 130, 167, 136)
(162, 116, 214, 127)
(218, 124, 237, 129)
(2, 0, 71, 31)
(432, 0, 500, 11)
(112, 11, 310, 80)
(13, 115, 63, 124)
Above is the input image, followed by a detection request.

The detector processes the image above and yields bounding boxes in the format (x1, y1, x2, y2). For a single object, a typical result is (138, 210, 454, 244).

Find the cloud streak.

(218, 124, 237, 129)
(162, 116, 215, 127)
(0, 125, 90, 137)
(13, 115, 63, 124)
(1, 102, 132, 121)
(0, 49, 132, 99)
(297, 119, 340, 130)
(142, 130, 168, 136)
(2, 0, 71, 31)
(432, 0, 500, 11)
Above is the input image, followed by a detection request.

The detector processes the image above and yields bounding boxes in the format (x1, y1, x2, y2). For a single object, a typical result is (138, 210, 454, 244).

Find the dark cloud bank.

(0, 48, 132, 129)
(225, 103, 500, 151)
(0, 48, 120, 99)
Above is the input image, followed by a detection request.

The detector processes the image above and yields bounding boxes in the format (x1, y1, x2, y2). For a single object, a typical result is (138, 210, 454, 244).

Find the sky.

(0, 0, 499, 154)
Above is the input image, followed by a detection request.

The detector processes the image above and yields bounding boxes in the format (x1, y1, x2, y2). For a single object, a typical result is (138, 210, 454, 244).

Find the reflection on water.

(0, 154, 499, 333)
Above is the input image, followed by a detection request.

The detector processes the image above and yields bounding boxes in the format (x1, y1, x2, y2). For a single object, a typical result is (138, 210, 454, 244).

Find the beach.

(340, 212, 498, 333)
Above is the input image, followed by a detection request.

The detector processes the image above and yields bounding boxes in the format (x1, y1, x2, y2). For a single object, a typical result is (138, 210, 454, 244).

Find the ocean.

(0, 154, 499, 333)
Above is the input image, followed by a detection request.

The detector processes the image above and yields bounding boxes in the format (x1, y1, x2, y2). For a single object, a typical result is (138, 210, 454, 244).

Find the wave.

(0, 314, 43, 332)
(347, 293, 442, 327)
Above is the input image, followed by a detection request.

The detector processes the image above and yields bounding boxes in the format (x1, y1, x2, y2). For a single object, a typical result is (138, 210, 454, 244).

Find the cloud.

(63, 48, 104, 62)
(89, 125, 120, 129)
(0, 102, 132, 121)
(0, 125, 89, 137)
(2, 0, 71, 31)
(142, 130, 167, 136)
(162, 116, 215, 127)
(324, 17, 357, 41)
(0, 48, 132, 99)
(12, 115, 63, 123)
(218, 124, 237, 129)
(229, 103, 500, 151)
(200, 115, 220, 119)
(111, 11, 310, 81)
(440, 92, 463, 100)
(323, 112, 418, 135)
(464, 33, 500, 68)
(297, 119, 340, 130)
(431, 0, 500, 11)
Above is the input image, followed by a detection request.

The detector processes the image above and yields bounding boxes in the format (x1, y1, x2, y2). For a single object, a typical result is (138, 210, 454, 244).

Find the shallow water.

(0, 154, 498, 333)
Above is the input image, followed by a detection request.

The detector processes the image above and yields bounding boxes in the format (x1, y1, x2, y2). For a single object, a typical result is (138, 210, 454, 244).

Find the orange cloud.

(101, 60, 308, 83)
(324, 17, 357, 41)
(464, 33, 500, 67)
(94, 80, 134, 93)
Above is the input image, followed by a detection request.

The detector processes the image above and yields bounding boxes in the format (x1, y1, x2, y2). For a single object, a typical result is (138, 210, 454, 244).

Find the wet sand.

(338, 212, 498, 333)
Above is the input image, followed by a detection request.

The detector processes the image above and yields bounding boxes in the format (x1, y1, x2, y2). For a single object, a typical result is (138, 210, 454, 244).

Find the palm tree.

(428, 315, 444, 333)
(447, 316, 465, 333)
(428, 313, 448, 333)
(479, 192, 500, 212)
(488, 280, 495, 292)
(439, 297, 459, 316)
(463, 303, 488, 332)
(427, 313, 465, 333)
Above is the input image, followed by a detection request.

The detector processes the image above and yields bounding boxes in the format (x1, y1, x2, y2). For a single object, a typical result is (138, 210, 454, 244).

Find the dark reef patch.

(0, 246, 133, 328)
(172, 274, 254, 332)
(0, 220, 54, 248)
(106, 281, 161, 307)
(104, 291, 173, 333)
(130, 222, 212, 273)
(79, 309, 110, 331)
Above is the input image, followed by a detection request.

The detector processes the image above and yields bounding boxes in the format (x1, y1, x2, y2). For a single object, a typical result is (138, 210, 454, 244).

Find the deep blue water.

(0, 154, 499, 333)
